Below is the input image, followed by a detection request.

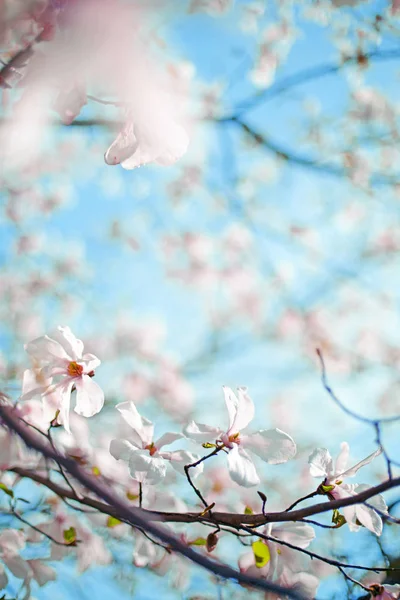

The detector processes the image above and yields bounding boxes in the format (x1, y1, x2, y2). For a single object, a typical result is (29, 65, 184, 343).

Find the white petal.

(109, 439, 137, 461)
(104, 122, 138, 166)
(74, 375, 104, 417)
(182, 420, 221, 443)
(223, 386, 254, 435)
(355, 504, 383, 536)
(243, 429, 296, 464)
(354, 484, 388, 515)
(167, 450, 204, 478)
(52, 326, 84, 360)
(154, 432, 185, 450)
(57, 380, 73, 434)
(154, 124, 189, 166)
(81, 353, 101, 371)
(340, 446, 383, 478)
(226, 445, 260, 487)
(271, 522, 315, 549)
(25, 335, 69, 363)
(133, 534, 157, 567)
(334, 441, 349, 475)
(129, 450, 167, 485)
(308, 448, 334, 478)
(116, 401, 154, 446)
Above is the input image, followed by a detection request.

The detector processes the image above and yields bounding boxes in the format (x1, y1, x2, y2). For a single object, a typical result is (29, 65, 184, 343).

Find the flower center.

(228, 432, 240, 445)
(145, 442, 157, 456)
(67, 361, 84, 377)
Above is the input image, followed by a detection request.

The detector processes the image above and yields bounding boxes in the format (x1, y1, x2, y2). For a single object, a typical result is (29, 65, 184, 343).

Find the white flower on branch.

(110, 401, 203, 484)
(309, 442, 387, 535)
(104, 117, 189, 170)
(21, 326, 104, 433)
(239, 522, 318, 598)
(184, 386, 296, 487)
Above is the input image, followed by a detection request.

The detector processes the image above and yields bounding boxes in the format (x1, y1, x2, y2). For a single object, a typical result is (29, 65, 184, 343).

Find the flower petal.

(271, 522, 315, 549)
(182, 420, 221, 443)
(104, 122, 138, 166)
(74, 376, 104, 418)
(109, 439, 137, 461)
(52, 326, 84, 360)
(25, 335, 69, 363)
(128, 450, 167, 485)
(354, 484, 388, 515)
(308, 448, 334, 478)
(57, 380, 73, 434)
(334, 441, 349, 476)
(243, 428, 296, 464)
(340, 446, 382, 479)
(226, 445, 260, 487)
(116, 401, 154, 447)
(154, 432, 185, 450)
(166, 450, 203, 478)
(223, 386, 255, 435)
(355, 504, 383, 536)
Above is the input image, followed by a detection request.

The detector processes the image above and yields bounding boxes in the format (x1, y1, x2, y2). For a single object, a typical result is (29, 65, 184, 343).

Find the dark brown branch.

(9, 466, 400, 528)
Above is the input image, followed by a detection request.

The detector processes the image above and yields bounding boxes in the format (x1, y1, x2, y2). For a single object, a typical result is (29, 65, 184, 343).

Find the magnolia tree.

(0, 1, 400, 599)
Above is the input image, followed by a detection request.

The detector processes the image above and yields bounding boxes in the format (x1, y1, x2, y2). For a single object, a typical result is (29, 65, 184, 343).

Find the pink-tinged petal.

(2, 554, 30, 579)
(166, 450, 203, 478)
(334, 441, 349, 475)
(53, 84, 86, 126)
(308, 448, 334, 478)
(128, 450, 167, 485)
(243, 428, 296, 464)
(154, 432, 185, 450)
(52, 326, 84, 360)
(226, 445, 260, 487)
(25, 335, 69, 363)
(223, 386, 255, 435)
(109, 439, 138, 461)
(27, 560, 57, 586)
(340, 446, 382, 479)
(116, 401, 154, 447)
(104, 122, 138, 166)
(182, 420, 221, 443)
(0, 530, 25, 552)
(74, 375, 104, 418)
(355, 504, 383, 536)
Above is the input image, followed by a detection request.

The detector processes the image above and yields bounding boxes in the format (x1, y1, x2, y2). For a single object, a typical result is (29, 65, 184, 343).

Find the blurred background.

(0, 0, 400, 598)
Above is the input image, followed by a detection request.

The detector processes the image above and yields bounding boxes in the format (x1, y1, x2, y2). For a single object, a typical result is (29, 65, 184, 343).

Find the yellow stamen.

(67, 361, 83, 377)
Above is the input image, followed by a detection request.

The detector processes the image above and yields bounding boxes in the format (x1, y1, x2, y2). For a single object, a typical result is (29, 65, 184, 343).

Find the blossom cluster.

(0, 326, 393, 600)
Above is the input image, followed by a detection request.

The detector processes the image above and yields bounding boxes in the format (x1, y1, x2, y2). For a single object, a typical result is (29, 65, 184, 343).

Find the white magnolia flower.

(104, 118, 189, 170)
(22, 326, 104, 433)
(110, 401, 203, 484)
(184, 386, 296, 487)
(239, 522, 315, 579)
(309, 442, 386, 535)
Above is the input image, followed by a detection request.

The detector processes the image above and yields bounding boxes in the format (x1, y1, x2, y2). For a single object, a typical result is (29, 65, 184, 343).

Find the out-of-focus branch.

(227, 117, 400, 186)
(224, 47, 400, 117)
